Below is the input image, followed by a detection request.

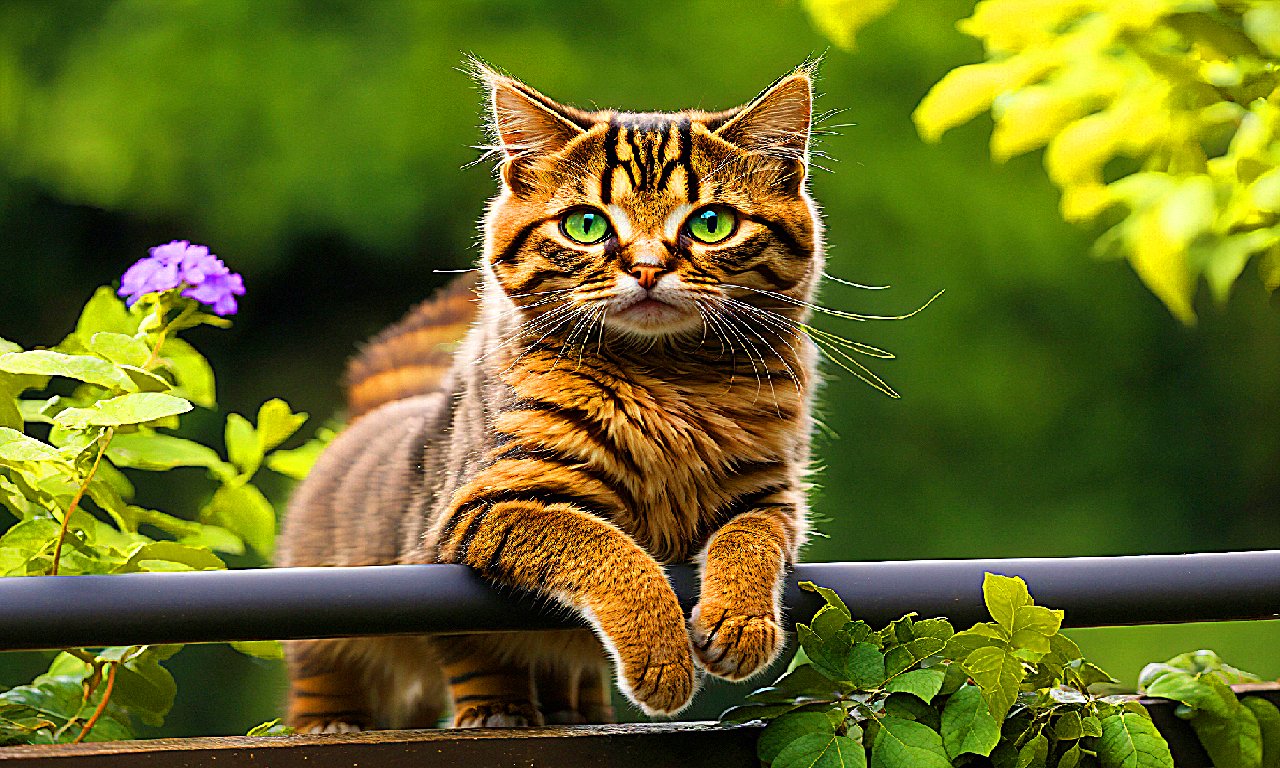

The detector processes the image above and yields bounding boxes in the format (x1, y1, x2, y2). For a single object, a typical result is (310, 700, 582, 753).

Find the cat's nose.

(630, 264, 668, 289)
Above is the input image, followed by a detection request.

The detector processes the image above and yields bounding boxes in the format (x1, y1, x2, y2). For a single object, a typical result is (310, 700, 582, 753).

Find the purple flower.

(118, 240, 245, 316)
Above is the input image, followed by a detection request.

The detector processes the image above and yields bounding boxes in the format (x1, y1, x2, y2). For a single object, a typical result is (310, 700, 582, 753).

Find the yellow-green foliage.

(801, 0, 899, 49)
(909, 0, 1280, 323)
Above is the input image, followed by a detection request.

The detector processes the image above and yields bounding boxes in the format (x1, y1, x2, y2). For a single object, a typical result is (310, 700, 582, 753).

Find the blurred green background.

(0, 0, 1276, 738)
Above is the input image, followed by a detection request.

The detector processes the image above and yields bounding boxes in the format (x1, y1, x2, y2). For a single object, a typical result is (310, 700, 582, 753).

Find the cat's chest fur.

(488, 344, 808, 563)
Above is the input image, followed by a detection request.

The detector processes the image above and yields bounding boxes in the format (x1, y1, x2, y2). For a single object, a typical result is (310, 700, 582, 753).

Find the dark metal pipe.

(0, 550, 1275, 652)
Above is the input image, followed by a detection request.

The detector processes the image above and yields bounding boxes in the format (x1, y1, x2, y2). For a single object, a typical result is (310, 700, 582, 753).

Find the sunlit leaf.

(53, 393, 192, 429)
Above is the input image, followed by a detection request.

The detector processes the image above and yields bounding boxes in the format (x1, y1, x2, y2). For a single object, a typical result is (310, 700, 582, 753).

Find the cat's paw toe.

(452, 701, 544, 728)
(690, 605, 783, 681)
(626, 656, 698, 716)
(299, 720, 364, 735)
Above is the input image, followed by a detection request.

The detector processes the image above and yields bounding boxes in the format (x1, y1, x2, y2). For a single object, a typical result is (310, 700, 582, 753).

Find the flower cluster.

(118, 240, 245, 316)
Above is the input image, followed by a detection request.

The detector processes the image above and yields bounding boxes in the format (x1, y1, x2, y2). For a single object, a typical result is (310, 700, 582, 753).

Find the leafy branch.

(804, 0, 1280, 323)
(727, 573, 1169, 768)
(730, 573, 1277, 768)
(0, 242, 329, 743)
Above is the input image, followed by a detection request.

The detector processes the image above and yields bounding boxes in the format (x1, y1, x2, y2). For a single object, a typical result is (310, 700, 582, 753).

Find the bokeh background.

(1, 0, 1276, 738)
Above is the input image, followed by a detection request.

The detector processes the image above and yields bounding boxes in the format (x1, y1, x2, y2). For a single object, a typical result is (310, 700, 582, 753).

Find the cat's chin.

(603, 298, 703, 337)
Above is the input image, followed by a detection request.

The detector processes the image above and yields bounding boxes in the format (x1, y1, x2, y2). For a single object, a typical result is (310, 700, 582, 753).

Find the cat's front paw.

(689, 602, 783, 681)
(621, 650, 697, 716)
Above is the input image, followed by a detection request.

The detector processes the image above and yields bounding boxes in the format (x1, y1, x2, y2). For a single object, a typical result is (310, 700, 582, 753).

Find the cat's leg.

(533, 665, 584, 724)
(285, 639, 373, 733)
(576, 664, 616, 723)
(436, 637, 542, 728)
(435, 499, 696, 715)
(689, 503, 796, 681)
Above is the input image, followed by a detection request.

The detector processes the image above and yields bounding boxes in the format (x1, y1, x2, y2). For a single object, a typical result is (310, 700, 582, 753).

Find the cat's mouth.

(606, 294, 701, 335)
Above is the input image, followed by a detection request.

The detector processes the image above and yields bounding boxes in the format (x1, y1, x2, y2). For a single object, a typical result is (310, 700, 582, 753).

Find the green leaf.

(256, 398, 308, 453)
(850, 642, 888, 688)
(54, 393, 192, 429)
(759, 709, 840, 763)
(884, 693, 940, 730)
(1098, 712, 1175, 768)
(813, 604, 853, 639)
(721, 701, 806, 723)
(1071, 660, 1118, 688)
(1082, 715, 1104, 737)
(88, 332, 151, 368)
(885, 638, 944, 676)
(748, 664, 839, 703)
(945, 626, 1007, 662)
(776, 732, 866, 768)
(882, 614, 918, 644)
(912, 618, 954, 643)
(1157, 650, 1263, 685)
(1, 676, 89, 722)
(1055, 711, 1085, 740)
(157, 338, 216, 407)
(801, 581, 852, 619)
(982, 573, 1032, 633)
(1009, 605, 1063, 655)
(110, 646, 181, 727)
(1059, 744, 1084, 768)
(231, 641, 285, 660)
(107, 431, 233, 475)
(941, 684, 1001, 759)
(74, 287, 138, 340)
(963, 645, 1024, 721)
(0, 518, 61, 574)
(265, 439, 325, 480)
(247, 718, 294, 736)
(800, 622, 854, 684)
(116, 541, 225, 573)
(885, 667, 946, 702)
(0, 369, 41, 431)
(1241, 698, 1280, 768)
(1193, 705, 1263, 768)
(200, 483, 275, 559)
(871, 716, 951, 768)
(0, 351, 133, 392)
(939, 662, 969, 697)
(1141, 667, 1238, 719)
(1016, 733, 1049, 768)
(117, 364, 172, 393)
(0, 428, 63, 463)
(225, 412, 261, 476)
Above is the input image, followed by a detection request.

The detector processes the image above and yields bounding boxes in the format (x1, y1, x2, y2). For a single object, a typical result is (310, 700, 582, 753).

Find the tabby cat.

(277, 61, 824, 731)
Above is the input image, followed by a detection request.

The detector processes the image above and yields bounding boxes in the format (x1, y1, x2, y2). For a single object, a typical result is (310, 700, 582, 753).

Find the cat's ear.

(714, 68, 813, 164)
(472, 60, 587, 172)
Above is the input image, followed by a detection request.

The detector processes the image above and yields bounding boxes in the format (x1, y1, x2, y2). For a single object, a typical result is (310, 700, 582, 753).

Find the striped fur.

(279, 61, 823, 730)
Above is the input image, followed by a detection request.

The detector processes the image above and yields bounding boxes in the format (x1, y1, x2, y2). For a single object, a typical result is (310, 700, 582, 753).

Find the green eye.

(687, 205, 737, 244)
(561, 209, 612, 244)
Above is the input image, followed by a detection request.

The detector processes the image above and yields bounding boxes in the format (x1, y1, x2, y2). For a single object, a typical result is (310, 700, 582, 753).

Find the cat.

(276, 60, 823, 731)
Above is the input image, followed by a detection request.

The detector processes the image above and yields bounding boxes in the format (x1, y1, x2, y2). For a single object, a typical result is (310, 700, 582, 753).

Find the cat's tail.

(343, 272, 480, 419)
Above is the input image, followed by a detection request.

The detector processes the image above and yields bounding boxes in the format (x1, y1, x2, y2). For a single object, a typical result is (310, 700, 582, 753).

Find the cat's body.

(278, 63, 823, 730)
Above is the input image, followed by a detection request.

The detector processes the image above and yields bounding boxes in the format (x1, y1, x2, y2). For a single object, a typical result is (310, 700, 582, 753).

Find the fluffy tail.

(343, 273, 480, 419)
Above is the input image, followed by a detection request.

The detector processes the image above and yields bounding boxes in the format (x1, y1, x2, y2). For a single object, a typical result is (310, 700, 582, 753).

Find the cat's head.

(476, 61, 823, 339)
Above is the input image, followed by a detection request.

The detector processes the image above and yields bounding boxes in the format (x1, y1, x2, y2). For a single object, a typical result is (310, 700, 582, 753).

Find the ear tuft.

(715, 69, 813, 163)
(469, 59, 587, 159)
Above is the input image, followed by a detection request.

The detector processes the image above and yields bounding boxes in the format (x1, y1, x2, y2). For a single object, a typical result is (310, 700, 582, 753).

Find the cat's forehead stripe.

(599, 116, 699, 204)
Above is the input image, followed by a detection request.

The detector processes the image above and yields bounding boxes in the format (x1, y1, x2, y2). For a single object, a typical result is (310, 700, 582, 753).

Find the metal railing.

(1, 549, 1276, 651)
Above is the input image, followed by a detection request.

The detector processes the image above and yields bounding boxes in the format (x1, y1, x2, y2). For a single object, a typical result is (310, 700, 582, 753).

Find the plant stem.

(49, 428, 113, 576)
(49, 312, 173, 576)
(72, 661, 118, 744)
